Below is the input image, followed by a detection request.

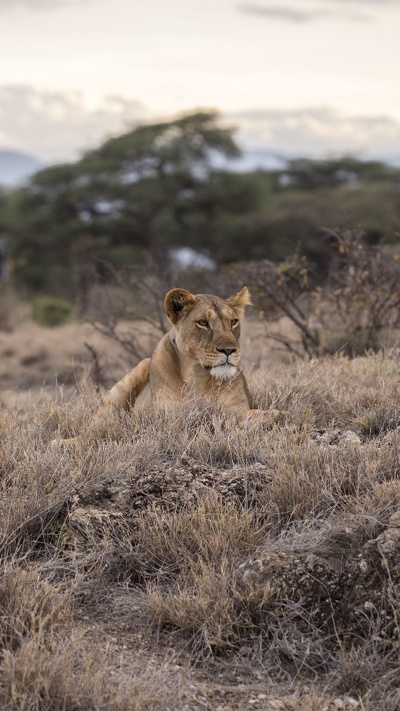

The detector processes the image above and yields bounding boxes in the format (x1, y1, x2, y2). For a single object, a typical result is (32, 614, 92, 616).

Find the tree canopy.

(2, 111, 250, 291)
(1, 111, 400, 300)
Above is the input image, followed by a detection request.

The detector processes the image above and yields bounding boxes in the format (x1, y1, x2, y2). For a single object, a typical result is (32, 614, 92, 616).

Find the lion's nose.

(217, 347, 237, 356)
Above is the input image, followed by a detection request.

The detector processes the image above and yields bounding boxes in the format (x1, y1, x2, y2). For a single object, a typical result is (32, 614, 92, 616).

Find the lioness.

(62, 287, 278, 442)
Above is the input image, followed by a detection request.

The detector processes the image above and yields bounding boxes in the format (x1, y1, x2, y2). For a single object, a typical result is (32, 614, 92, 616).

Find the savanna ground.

(1, 314, 400, 710)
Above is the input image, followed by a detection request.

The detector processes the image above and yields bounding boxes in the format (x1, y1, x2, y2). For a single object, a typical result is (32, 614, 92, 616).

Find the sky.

(1, 0, 400, 164)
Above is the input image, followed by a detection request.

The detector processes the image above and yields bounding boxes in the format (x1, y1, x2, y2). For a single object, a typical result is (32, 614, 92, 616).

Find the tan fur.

(60, 287, 278, 443)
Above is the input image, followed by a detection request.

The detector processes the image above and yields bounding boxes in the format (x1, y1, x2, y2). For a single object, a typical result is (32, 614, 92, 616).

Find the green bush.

(32, 296, 73, 327)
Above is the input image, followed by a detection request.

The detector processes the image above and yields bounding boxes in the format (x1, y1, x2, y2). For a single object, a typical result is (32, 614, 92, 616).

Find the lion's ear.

(164, 288, 197, 325)
(226, 287, 252, 317)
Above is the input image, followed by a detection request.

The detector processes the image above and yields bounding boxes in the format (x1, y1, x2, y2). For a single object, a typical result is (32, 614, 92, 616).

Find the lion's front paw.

(245, 408, 280, 428)
(50, 436, 81, 448)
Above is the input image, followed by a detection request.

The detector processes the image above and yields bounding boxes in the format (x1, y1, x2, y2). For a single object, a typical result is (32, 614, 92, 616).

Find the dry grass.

(0, 320, 400, 709)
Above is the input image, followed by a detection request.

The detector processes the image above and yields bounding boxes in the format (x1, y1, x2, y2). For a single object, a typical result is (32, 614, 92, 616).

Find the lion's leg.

(98, 358, 150, 413)
(217, 373, 279, 428)
(55, 358, 151, 445)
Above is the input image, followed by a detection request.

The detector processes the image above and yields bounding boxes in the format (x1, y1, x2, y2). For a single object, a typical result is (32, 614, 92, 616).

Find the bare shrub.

(232, 251, 319, 358)
(87, 266, 171, 365)
(237, 228, 400, 358)
(318, 228, 400, 354)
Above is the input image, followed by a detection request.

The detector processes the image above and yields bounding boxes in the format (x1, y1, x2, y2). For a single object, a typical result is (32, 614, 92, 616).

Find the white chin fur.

(209, 364, 238, 381)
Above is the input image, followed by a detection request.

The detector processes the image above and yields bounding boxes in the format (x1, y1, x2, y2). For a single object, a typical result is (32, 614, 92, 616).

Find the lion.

(60, 287, 278, 443)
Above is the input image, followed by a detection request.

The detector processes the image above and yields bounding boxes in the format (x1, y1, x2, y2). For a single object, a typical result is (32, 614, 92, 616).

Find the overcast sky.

(1, 0, 400, 163)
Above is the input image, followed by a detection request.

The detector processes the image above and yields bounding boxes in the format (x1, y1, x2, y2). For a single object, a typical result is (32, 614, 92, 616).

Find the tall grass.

(0, 350, 399, 708)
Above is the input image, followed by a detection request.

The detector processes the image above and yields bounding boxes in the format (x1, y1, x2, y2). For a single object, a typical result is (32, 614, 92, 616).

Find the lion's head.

(164, 287, 251, 381)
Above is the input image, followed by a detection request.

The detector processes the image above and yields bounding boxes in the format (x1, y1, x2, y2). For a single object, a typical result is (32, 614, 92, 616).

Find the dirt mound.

(67, 454, 400, 650)
(67, 458, 270, 545)
(129, 457, 271, 511)
(239, 510, 400, 642)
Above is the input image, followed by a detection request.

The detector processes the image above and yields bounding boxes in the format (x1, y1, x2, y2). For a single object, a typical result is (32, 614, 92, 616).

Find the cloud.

(2, 88, 400, 166)
(237, 4, 322, 22)
(237, 2, 371, 22)
(329, 0, 398, 4)
(229, 107, 400, 162)
(0, 0, 88, 10)
(0, 86, 150, 162)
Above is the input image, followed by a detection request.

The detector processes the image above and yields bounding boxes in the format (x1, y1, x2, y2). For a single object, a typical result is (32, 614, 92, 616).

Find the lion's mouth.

(204, 362, 239, 382)
(204, 356, 239, 370)
(204, 362, 237, 370)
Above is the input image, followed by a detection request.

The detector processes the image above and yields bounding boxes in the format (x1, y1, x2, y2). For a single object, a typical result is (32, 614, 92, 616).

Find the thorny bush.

(237, 228, 400, 358)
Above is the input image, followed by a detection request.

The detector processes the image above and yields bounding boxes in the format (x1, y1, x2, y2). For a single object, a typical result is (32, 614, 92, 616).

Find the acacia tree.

(5, 111, 243, 295)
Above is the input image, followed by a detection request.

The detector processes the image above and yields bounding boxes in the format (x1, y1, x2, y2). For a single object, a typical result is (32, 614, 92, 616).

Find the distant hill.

(0, 150, 43, 187)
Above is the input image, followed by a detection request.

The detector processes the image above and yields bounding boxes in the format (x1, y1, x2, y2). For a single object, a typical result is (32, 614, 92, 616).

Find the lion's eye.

(231, 319, 239, 329)
(197, 319, 209, 329)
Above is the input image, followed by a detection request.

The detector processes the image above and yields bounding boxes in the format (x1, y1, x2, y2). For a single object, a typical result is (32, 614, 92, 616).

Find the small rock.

(388, 510, 400, 527)
(341, 431, 361, 445)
